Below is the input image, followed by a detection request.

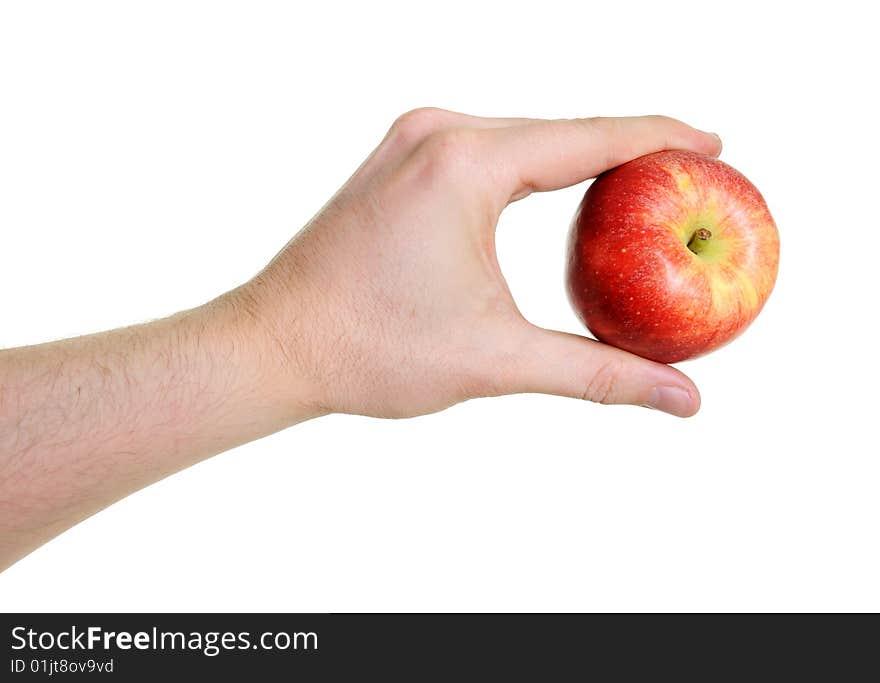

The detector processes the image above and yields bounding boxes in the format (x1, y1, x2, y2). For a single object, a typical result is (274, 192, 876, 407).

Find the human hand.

(237, 109, 722, 418)
(0, 109, 721, 568)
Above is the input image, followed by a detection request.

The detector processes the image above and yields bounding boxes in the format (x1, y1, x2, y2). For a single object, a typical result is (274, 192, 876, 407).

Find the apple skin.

(566, 150, 779, 364)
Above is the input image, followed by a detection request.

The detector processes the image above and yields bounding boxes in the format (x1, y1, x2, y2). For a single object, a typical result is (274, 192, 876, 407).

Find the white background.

(1, 1, 877, 612)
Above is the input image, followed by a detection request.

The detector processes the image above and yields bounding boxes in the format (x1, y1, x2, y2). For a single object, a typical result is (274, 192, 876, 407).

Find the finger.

(381, 107, 539, 157)
(486, 115, 722, 200)
(501, 323, 701, 417)
(421, 108, 539, 130)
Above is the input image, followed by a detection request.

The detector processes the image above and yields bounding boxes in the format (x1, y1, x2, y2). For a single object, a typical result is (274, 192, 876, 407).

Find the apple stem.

(687, 228, 712, 254)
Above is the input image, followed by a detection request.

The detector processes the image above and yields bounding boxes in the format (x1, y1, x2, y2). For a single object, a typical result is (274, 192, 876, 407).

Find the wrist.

(202, 278, 331, 428)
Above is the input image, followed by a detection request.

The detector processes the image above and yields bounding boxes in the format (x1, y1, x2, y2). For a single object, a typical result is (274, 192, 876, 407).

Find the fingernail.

(704, 131, 722, 155)
(647, 385, 695, 417)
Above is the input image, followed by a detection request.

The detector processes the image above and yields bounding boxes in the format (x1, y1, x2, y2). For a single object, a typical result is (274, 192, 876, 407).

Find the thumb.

(504, 324, 701, 417)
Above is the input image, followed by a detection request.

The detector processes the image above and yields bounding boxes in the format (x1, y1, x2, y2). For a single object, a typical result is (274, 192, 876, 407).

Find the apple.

(565, 150, 779, 363)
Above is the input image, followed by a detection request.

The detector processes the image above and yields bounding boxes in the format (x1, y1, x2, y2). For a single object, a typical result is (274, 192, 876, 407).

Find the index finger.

(487, 115, 722, 200)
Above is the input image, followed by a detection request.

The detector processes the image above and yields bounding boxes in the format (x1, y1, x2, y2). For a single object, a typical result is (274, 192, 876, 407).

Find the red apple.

(566, 150, 779, 363)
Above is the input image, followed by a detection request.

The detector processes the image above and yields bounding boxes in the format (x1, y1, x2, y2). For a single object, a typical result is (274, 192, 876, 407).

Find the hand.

(240, 109, 722, 419)
(0, 109, 720, 569)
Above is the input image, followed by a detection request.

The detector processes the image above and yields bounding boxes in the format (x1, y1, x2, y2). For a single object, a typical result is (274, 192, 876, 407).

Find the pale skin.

(0, 110, 722, 570)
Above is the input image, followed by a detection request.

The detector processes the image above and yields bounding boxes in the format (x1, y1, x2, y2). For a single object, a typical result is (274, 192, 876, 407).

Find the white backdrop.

(1, 1, 877, 612)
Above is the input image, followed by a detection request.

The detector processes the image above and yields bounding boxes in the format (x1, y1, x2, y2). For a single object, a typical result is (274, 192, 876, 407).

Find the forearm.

(0, 289, 319, 569)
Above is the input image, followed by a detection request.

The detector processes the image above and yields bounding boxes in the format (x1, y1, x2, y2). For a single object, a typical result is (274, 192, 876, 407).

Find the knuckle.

(647, 114, 679, 126)
(416, 128, 480, 176)
(573, 117, 620, 160)
(387, 107, 445, 148)
(582, 360, 620, 405)
(577, 116, 610, 133)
